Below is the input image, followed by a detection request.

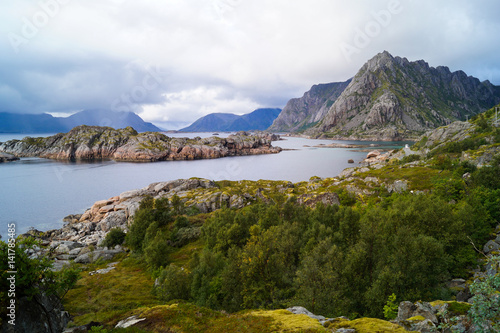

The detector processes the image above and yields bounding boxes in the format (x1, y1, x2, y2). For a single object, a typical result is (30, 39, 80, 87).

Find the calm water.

(0, 132, 409, 237)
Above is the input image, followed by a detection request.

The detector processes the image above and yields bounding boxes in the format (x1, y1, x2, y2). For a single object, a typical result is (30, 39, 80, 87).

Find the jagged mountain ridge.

(271, 51, 500, 140)
(268, 80, 351, 132)
(0, 109, 162, 133)
(180, 108, 281, 132)
(311, 51, 500, 140)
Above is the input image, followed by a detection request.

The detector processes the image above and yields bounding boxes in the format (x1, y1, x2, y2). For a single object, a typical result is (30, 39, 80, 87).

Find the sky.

(1, 0, 499, 129)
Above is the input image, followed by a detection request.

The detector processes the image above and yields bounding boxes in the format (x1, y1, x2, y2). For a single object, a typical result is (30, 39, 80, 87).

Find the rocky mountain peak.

(303, 51, 500, 140)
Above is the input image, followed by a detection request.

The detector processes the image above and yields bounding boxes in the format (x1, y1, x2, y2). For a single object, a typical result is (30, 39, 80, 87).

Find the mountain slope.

(268, 80, 351, 132)
(61, 109, 161, 132)
(307, 51, 500, 140)
(0, 109, 161, 133)
(180, 108, 281, 132)
(0, 113, 65, 133)
(180, 113, 240, 132)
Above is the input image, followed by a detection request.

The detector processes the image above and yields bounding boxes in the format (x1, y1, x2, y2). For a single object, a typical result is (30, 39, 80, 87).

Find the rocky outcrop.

(396, 300, 473, 333)
(299, 51, 500, 140)
(0, 152, 18, 162)
(1, 291, 70, 333)
(0, 125, 282, 162)
(269, 80, 351, 132)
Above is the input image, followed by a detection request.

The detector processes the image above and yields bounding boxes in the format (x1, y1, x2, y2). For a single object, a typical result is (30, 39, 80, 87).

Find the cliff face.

(306, 51, 500, 140)
(268, 80, 351, 132)
(0, 126, 281, 162)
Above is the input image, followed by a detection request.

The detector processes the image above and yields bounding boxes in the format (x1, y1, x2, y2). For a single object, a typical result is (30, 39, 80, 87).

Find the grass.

(63, 255, 161, 327)
(357, 166, 452, 191)
(169, 238, 204, 267)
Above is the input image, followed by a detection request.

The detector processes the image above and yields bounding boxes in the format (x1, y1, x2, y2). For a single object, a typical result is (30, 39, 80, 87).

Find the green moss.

(120, 304, 325, 332)
(326, 317, 407, 333)
(406, 315, 426, 322)
(430, 301, 471, 316)
(248, 309, 327, 332)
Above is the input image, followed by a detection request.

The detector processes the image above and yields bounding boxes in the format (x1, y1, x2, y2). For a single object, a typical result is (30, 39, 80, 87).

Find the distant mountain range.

(180, 108, 282, 132)
(270, 51, 500, 140)
(0, 109, 161, 133)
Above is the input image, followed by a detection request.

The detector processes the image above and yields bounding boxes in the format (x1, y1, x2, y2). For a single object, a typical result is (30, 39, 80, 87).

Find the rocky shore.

(0, 125, 281, 162)
(0, 152, 18, 162)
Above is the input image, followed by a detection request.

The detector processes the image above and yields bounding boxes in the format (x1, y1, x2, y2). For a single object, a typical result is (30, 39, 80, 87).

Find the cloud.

(1, 0, 499, 125)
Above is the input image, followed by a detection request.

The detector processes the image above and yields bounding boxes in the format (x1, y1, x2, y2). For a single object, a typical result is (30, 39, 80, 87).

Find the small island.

(0, 125, 282, 162)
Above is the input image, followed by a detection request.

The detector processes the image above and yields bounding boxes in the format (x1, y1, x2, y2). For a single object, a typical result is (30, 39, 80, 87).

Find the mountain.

(180, 108, 281, 132)
(273, 51, 500, 140)
(0, 113, 65, 133)
(268, 80, 351, 132)
(180, 113, 240, 132)
(0, 109, 161, 133)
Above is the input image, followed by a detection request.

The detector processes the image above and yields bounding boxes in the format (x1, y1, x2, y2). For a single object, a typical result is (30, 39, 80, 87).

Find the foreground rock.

(0, 125, 282, 162)
(396, 300, 473, 333)
(1, 291, 70, 333)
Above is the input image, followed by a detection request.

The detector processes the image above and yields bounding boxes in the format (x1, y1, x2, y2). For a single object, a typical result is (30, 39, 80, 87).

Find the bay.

(0, 132, 409, 237)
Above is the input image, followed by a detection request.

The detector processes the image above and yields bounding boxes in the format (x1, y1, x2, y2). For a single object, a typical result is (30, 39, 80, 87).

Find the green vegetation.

(124, 175, 495, 320)
(64, 256, 161, 326)
(7, 108, 500, 332)
(383, 293, 398, 320)
(468, 255, 500, 332)
(0, 237, 79, 324)
(325, 317, 407, 332)
(102, 228, 126, 248)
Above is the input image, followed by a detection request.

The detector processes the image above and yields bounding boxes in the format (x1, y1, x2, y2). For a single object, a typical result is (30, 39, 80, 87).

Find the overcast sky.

(1, 0, 499, 129)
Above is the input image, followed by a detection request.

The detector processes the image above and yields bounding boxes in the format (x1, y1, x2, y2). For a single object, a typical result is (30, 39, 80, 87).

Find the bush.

(155, 264, 191, 301)
(383, 294, 398, 320)
(400, 154, 421, 164)
(102, 228, 126, 248)
(468, 255, 500, 332)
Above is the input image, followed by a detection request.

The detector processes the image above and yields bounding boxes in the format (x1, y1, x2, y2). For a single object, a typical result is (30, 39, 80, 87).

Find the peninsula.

(0, 125, 281, 162)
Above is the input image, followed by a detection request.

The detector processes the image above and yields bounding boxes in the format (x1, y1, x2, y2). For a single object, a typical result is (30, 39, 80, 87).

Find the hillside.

(0, 109, 161, 133)
(271, 51, 500, 140)
(180, 108, 281, 132)
(3, 106, 499, 332)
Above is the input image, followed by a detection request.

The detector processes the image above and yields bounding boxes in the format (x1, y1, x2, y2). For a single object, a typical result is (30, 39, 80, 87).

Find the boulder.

(74, 249, 123, 264)
(53, 241, 84, 254)
(0, 152, 19, 162)
(286, 306, 326, 323)
(366, 150, 381, 158)
(1, 292, 70, 333)
(483, 240, 500, 254)
(115, 315, 146, 329)
(99, 210, 128, 232)
(297, 192, 341, 208)
(388, 180, 408, 193)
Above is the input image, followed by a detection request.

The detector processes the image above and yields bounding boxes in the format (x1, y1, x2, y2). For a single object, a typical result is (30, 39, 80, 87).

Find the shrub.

(383, 294, 398, 320)
(468, 255, 500, 333)
(102, 228, 126, 248)
(155, 264, 191, 301)
(400, 154, 421, 164)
